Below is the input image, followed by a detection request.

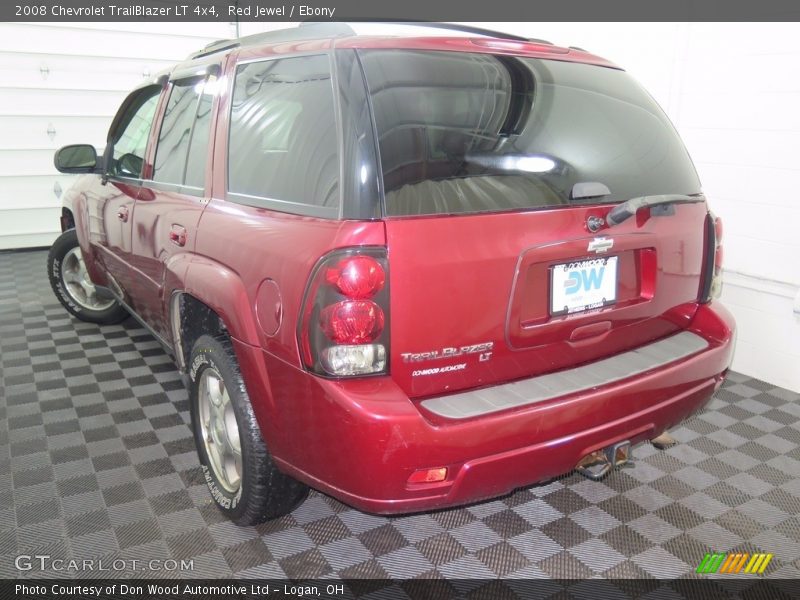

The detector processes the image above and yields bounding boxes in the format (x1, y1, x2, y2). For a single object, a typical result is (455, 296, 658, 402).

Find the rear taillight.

(299, 247, 389, 377)
(325, 255, 386, 299)
(700, 212, 723, 303)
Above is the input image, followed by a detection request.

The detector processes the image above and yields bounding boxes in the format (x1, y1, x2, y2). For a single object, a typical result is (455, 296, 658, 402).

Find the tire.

(47, 229, 128, 325)
(188, 334, 309, 525)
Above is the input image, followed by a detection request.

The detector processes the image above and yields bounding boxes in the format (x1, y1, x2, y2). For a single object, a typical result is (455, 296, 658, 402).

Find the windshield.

(359, 50, 702, 217)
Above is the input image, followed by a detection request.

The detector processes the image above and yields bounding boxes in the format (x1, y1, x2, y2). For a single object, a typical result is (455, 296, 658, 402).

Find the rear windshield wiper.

(606, 194, 704, 227)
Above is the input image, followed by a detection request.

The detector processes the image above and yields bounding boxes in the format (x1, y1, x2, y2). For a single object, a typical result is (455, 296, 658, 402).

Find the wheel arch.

(60, 207, 75, 232)
(60, 187, 77, 232)
(168, 258, 281, 441)
(170, 289, 281, 454)
(169, 291, 230, 374)
(168, 256, 262, 362)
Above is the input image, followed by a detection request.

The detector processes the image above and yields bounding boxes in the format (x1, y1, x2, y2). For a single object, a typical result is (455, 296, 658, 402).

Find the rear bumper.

(239, 302, 735, 515)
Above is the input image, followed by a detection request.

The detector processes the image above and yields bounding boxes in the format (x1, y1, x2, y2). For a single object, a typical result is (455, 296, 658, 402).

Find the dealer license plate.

(551, 256, 618, 315)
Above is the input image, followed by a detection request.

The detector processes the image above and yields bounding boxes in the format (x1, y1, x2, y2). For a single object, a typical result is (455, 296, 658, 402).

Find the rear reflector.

(408, 468, 448, 484)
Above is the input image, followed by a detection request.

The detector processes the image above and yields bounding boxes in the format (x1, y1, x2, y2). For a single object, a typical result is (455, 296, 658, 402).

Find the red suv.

(50, 23, 734, 525)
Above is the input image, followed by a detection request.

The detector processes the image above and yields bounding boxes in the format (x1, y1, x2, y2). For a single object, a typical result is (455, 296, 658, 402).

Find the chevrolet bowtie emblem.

(587, 237, 614, 253)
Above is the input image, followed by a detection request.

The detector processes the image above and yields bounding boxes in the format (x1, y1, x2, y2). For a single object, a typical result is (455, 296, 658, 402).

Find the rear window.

(359, 50, 702, 217)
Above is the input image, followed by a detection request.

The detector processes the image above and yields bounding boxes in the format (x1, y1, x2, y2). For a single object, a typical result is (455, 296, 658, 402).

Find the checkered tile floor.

(1, 249, 799, 581)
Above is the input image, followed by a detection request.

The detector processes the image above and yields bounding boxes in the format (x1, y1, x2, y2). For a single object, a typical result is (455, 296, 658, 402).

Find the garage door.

(0, 22, 232, 250)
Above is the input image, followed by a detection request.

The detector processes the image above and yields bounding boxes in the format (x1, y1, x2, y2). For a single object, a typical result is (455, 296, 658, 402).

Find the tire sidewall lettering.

(189, 353, 212, 382)
(192, 349, 242, 511)
(56, 280, 81, 313)
(201, 465, 240, 509)
(51, 255, 84, 314)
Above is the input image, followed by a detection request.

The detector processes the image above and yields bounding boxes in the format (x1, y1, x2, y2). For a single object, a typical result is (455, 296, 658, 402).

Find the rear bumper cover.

(420, 330, 709, 420)
(241, 302, 735, 515)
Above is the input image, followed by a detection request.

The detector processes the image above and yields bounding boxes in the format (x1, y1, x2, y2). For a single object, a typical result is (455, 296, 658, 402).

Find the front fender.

(69, 185, 109, 288)
(60, 187, 76, 232)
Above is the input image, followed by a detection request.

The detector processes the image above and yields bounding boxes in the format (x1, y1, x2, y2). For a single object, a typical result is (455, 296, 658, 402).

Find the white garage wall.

(0, 21, 235, 250)
(1, 21, 798, 391)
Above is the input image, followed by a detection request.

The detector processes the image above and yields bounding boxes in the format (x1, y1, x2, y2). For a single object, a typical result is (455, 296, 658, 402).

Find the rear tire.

(47, 229, 128, 325)
(188, 334, 309, 525)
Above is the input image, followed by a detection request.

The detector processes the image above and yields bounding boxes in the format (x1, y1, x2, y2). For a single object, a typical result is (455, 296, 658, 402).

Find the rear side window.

(359, 50, 702, 217)
(184, 84, 214, 188)
(153, 76, 216, 190)
(108, 86, 161, 178)
(227, 54, 339, 215)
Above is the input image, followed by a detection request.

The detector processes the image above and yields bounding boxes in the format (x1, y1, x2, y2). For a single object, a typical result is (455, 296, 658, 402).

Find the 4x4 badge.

(588, 237, 614, 253)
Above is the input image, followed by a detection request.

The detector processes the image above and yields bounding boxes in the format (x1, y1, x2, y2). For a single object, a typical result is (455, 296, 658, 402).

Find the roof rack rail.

(369, 22, 531, 42)
(187, 22, 357, 60)
(187, 22, 555, 61)
(190, 38, 239, 60)
(356, 22, 555, 45)
(201, 37, 232, 48)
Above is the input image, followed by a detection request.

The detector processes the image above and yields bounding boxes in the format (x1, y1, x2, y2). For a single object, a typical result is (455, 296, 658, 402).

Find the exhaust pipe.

(575, 440, 633, 481)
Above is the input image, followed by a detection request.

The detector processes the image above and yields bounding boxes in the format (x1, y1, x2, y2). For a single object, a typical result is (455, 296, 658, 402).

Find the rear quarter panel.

(192, 205, 385, 365)
(190, 205, 385, 461)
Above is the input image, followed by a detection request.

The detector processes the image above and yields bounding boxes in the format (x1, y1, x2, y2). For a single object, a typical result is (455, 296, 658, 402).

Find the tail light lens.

(320, 300, 385, 344)
(325, 256, 386, 299)
(299, 247, 389, 377)
(700, 212, 723, 303)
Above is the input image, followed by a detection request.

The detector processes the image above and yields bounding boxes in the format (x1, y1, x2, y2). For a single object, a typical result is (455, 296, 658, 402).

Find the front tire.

(189, 334, 309, 525)
(47, 229, 128, 324)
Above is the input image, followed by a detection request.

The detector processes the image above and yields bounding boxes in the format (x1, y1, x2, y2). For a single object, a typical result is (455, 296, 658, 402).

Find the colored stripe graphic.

(745, 554, 763, 573)
(719, 553, 737, 573)
(698, 553, 726, 573)
(709, 553, 725, 573)
(732, 553, 749, 573)
(758, 554, 773, 573)
(698, 552, 773, 574)
(696, 553, 711, 573)
(745, 553, 774, 574)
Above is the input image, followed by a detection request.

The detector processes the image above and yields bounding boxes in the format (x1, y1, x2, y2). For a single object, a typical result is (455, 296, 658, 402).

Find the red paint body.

(63, 32, 735, 514)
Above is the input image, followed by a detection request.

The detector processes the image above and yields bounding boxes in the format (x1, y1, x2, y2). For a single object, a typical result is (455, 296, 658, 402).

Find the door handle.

(117, 206, 129, 222)
(169, 224, 187, 247)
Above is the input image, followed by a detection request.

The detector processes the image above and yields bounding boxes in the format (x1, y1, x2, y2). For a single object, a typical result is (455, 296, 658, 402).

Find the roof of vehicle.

(185, 22, 620, 70)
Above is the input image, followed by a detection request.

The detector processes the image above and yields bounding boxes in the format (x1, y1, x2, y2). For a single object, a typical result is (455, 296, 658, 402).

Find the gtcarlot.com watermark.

(15, 554, 194, 573)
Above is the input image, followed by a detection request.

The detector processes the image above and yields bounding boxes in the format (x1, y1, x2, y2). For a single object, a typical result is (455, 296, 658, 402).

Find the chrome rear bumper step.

(420, 331, 709, 420)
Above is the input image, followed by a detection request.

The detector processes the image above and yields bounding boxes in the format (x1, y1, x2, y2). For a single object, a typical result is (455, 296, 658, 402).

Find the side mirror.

(117, 153, 144, 178)
(54, 144, 99, 174)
